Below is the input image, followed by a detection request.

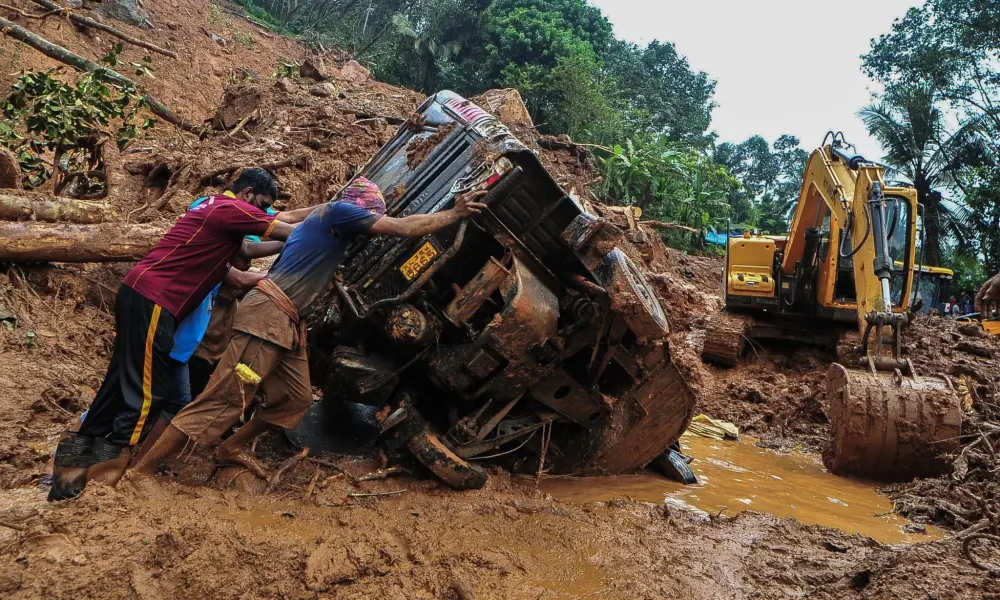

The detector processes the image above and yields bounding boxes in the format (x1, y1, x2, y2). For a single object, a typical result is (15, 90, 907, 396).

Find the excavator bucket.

(823, 363, 962, 481)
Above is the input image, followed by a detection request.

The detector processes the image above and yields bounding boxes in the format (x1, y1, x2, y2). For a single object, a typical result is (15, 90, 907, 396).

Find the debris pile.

(883, 317, 1000, 531)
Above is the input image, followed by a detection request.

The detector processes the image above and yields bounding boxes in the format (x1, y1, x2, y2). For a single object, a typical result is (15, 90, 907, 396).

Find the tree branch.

(0, 3, 59, 19)
(0, 16, 203, 134)
(28, 0, 177, 58)
(0, 193, 107, 223)
(0, 222, 164, 262)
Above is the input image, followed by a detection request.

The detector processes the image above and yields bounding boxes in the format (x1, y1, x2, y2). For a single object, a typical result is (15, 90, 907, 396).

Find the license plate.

(399, 242, 439, 281)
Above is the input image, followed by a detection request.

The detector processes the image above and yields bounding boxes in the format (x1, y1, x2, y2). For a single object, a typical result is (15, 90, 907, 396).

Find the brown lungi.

(169, 291, 311, 446)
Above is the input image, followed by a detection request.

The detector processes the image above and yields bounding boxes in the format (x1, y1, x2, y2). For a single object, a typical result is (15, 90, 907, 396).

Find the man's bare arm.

(976, 273, 1000, 316)
(275, 205, 321, 224)
(369, 191, 487, 239)
(266, 221, 296, 241)
(223, 267, 266, 289)
(243, 240, 284, 259)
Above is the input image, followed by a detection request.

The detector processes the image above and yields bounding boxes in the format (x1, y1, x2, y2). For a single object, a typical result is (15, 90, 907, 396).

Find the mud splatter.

(406, 124, 455, 169)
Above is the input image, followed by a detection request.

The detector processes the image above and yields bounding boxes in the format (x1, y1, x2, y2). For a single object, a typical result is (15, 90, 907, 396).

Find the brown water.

(543, 435, 945, 545)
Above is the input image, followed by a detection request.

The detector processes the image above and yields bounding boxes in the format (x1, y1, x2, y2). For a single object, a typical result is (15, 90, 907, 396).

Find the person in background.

(132, 178, 487, 480)
(959, 292, 973, 316)
(188, 282, 243, 397)
(49, 169, 312, 501)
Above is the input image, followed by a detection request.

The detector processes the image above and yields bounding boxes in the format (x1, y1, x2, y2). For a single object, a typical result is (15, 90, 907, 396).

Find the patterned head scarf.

(341, 176, 386, 217)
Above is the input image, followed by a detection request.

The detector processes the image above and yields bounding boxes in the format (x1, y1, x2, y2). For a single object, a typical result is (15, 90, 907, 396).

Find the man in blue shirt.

(133, 177, 486, 478)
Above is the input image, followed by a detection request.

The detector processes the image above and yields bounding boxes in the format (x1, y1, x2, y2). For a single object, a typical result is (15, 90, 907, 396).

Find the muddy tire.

(407, 426, 488, 490)
(651, 449, 697, 484)
(600, 248, 670, 342)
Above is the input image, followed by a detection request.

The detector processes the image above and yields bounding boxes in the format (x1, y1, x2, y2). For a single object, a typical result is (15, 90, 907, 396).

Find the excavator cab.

(829, 195, 912, 308)
(908, 264, 953, 314)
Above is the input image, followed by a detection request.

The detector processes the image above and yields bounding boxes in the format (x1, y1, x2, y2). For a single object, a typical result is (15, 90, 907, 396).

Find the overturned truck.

(300, 91, 696, 489)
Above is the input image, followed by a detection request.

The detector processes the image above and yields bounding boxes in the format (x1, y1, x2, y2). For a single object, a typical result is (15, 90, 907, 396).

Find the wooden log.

(0, 193, 107, 223)
(0, 17, 204, 134)
(638, 220, 702, 235)
(0, 222, 164, 262)
(199, 154, 310, 181)
(27, 0, 178, 58)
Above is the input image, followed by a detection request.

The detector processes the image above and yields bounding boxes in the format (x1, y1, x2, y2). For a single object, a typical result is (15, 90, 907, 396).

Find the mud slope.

(0, 0, 305, 125)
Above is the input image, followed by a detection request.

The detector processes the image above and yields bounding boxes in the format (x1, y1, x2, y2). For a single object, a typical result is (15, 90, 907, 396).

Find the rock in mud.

(309, 83, 337, 98)
(314, 105, 337, 120)
(305, 543, 358, 590)
(0, 148, 22, 190)
(275, 77, 299, 94)
(95, 0, 152, 28)
(211, 86, 261, 130)
(473, 88, 534, 127)
(339, 60, 371, 84)
(300, 57, 330, 81)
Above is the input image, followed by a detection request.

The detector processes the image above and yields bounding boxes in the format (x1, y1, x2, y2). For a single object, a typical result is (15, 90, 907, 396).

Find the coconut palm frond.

(859, 104, 918, 176)
(391, 13, 418, 39)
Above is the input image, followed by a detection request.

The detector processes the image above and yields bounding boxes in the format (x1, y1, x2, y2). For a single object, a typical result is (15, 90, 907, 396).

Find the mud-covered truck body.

(304, 91, 695, 489)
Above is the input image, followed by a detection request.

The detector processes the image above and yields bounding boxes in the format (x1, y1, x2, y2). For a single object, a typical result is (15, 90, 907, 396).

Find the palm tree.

(392, 13, 463, 93)
(859, 84, 987, 265)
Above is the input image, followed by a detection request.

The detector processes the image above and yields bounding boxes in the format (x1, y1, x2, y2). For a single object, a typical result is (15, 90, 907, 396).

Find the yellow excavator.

(705, 133, 961, 481)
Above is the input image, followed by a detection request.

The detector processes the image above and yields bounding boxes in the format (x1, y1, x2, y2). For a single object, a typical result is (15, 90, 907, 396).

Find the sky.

(589, 0, 919, 159)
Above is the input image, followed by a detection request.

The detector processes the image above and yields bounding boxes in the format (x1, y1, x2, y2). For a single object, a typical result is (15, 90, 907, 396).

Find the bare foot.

(215, 447, 269, 480)
(116, 471, 168, 502)
(87, 447, 134, 488)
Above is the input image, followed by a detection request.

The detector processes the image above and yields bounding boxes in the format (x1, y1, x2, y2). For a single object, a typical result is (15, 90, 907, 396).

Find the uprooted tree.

(0, 43, 155, 197)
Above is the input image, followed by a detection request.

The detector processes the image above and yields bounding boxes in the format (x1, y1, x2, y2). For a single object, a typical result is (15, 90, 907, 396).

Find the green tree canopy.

(713, 134, 808, 233)
(859, 84, 988, 265)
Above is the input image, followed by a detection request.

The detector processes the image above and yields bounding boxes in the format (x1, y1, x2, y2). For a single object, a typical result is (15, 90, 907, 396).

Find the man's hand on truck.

(369, 190, 488, 239)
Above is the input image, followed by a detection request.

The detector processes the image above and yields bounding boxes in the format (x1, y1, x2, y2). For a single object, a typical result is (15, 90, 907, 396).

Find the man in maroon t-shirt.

(49, 169, 308, 501)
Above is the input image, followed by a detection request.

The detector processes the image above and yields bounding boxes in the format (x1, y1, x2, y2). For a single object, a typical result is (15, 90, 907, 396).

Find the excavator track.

(701, 312, 753, 367)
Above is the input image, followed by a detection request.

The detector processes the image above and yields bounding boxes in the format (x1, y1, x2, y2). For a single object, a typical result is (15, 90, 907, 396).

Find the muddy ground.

(1, 0, 999, 596)
(3, 258, 999, 599)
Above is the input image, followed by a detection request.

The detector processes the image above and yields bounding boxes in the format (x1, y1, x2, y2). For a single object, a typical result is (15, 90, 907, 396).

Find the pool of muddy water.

(542, 434, 944, 545)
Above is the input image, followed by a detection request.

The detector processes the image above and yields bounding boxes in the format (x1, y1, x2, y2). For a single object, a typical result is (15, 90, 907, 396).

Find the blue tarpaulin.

(706, 231, 732, 246)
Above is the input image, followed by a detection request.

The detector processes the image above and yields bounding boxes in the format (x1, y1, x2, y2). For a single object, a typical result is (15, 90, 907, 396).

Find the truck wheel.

(600, 248, 670, 341)
(650, 448, 697, 484)
(407, 426, 488, 490)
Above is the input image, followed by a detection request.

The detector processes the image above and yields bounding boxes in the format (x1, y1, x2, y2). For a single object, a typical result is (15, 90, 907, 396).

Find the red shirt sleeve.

(206, 199, 278, 238)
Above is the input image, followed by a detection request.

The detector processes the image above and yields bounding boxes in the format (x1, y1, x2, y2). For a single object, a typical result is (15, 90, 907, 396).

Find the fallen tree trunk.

(0, 193, 107, 223)
(638, 220, 702, 235)
(199, 154, 310, 181)
(0, 17, 204, 134)
(0, 222, 164, 262)
(27, 0, 178, 58)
